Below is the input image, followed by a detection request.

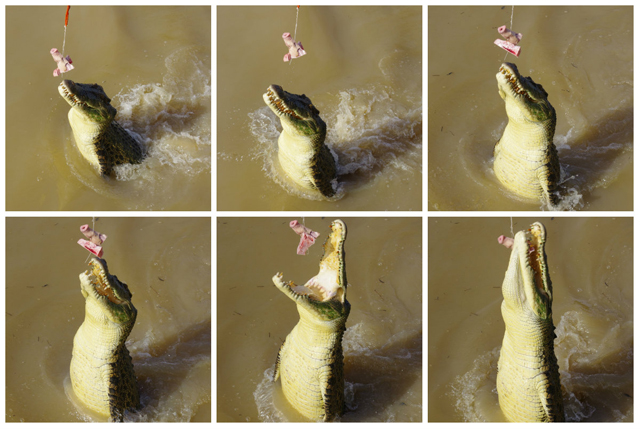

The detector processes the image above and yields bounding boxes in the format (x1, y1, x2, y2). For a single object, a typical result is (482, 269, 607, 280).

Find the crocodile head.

(501, 222, 553, 320)
(58, 79, 144, 176)
(59, 80, 117, 127)
(496, 63, 556, 129)
(263, 84, 327, 140)
(273, 220, 349, 321)
(79, 257, 137, 326)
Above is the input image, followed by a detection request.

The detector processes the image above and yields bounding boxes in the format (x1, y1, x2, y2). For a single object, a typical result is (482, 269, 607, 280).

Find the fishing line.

(293, 6, 300, 43)
(62, 26, 67, 56)
(290, 6, 300, 67)
(503, 6, 514, 62)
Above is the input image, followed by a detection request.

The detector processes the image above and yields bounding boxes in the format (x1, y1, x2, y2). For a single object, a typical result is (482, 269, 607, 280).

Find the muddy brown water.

(5, 218, 211, 422)
(217, 217, 422, 421)
(428, 6, 633, 211)
(6, 6, 211, 211)
(428, 217, 632, 422)
(217, 6, 422, 211)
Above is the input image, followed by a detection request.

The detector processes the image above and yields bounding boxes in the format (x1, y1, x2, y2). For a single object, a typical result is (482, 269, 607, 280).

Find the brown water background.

(6, 218, 211, 422)
(429, 217, 632, 422)
(6, 6, 211, 211)
(217, 6, 422, 211)
(217, 217, 422, 421)
(429, 6, 633, 210)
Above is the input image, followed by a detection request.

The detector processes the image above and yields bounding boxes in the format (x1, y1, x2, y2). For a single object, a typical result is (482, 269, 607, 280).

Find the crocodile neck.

(295, 304, 347, 341)
(277, 131, 329, 192)
(68, 108, 108, 165)
(501, 120, 554, 150)
(501, 302, 556, 358)
(76, 299, 134, 356)
(278, 131, 327, 161)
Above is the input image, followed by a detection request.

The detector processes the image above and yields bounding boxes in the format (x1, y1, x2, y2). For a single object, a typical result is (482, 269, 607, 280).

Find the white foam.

(113, 49, 211, 181)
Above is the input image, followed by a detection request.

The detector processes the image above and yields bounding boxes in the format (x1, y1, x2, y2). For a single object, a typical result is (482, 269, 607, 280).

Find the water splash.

(114, 47, 211, 180)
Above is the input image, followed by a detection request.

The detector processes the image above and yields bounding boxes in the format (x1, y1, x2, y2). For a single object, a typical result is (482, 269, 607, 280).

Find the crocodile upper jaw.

(79, 257, 136, 324)
(263, 84, 326, 137)
(496, 63, 555, 124)
(59, 80, 90, 109)
(58, 79, 117, 125)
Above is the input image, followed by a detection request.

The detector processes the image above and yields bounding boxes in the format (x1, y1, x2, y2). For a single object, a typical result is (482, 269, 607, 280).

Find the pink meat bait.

(494, 25, 522, 57)
(498, 25, 522, 44)
(494, 39, 521, 57)
(497, 235, 514, 249)
(51, 48, 74, 76)
(282, 32, 306, 62)
(78, 225, 107, 257)
(290, 220, 319, 255)
(80, 224, 107, 245)
(78, 239, 103, 257)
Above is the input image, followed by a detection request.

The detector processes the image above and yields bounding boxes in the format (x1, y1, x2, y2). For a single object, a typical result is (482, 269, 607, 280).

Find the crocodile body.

(493, 63, 560, 207)
(70, 257, 140, 421)
(58, 80, 144, 176)
(272, 220, 349, 421)
(263, 84, 337, 198)
(497, 222, 564, 422)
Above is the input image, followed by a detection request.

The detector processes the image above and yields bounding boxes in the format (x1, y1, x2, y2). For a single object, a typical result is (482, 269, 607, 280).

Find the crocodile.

(497, 222, 564, 422)
(58, 79, 144, 176)
(263, 84, 337, 198)
(493, 63, 560, 207)
(272, 220, 349, 421)
(70, 257, 140, 421)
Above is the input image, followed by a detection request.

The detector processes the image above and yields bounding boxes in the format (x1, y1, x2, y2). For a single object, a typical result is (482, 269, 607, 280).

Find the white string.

(503, 6, 514, 62)
(510, 217, 514, 238)
(62, 25, 67, 56)
(290, 6, 299, 67)
(293, 6, 299, 42)
(509, 6, 514, 30)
